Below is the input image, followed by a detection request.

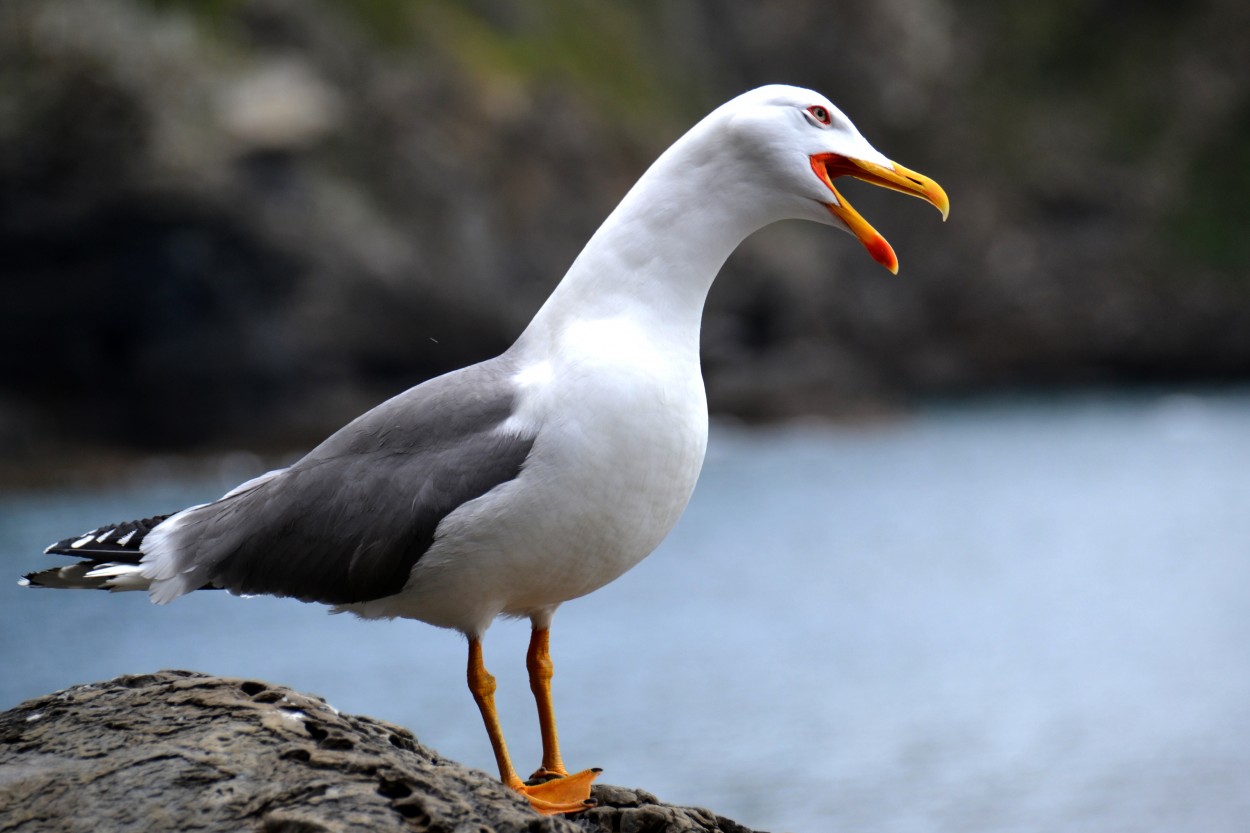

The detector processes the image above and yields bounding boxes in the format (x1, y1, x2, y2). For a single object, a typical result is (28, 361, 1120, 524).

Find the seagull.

(22, 84, 948, 815)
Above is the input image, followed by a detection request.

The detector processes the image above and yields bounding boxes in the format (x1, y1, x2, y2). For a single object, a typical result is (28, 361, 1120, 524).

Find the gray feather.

(98, 357, 531, 605)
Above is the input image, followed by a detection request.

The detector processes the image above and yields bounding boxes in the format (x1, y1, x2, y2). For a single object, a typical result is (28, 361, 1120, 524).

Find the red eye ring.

(807, 105, 831, 125)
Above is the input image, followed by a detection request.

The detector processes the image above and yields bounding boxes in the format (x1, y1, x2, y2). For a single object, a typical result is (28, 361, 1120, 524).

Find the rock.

(0, 671, 767, 833)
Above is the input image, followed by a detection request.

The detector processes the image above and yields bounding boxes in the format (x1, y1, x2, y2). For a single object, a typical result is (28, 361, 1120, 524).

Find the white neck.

(513, 117, 788, 360)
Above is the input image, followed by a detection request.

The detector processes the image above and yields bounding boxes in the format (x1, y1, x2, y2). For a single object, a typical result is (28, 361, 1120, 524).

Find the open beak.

(810, 153, 949, 274)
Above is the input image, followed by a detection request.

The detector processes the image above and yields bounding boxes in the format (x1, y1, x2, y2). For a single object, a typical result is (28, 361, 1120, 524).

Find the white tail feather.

(22, 562, 151, 592)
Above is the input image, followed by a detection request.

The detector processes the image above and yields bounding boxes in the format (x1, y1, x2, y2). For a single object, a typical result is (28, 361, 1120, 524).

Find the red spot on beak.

(865, 234, 898, 275)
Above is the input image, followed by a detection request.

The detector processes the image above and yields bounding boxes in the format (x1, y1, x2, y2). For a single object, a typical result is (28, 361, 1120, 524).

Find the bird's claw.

(512, 768, 601, 815)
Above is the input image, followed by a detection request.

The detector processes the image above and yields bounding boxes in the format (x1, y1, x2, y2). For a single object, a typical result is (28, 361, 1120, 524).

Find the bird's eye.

(807, 105, 831, 126)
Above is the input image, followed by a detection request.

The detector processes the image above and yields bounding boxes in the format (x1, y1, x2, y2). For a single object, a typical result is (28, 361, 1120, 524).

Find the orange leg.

(466, 637, 597, 815)
(527, 627, 567, 779)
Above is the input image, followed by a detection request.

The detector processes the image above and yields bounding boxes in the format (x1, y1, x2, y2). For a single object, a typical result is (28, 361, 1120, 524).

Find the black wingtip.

(42, 514, 172, 562)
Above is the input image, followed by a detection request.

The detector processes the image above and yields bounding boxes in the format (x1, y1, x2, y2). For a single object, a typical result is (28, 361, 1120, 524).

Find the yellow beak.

(809, 153, 950, 274)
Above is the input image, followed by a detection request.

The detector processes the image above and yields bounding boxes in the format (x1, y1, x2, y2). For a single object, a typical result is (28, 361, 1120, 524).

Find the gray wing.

(153, 357, 534, 605)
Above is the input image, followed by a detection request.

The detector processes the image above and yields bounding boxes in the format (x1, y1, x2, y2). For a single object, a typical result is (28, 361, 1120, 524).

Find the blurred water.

(2, 390, 1248, 833)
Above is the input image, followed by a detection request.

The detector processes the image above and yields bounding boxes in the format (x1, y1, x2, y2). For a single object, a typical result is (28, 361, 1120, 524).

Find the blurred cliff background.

(5, 5, 1250, 831)
(2, 0, 1249, 471)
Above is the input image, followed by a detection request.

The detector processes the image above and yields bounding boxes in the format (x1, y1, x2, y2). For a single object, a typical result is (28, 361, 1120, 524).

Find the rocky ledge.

(0, 670, 764, 833)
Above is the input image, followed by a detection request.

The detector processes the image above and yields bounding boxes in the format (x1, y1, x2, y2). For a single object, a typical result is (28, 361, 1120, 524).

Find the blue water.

(2, 390, 1248, 832)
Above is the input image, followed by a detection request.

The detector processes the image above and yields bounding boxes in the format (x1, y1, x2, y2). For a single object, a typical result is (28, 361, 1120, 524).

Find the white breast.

(357, 313, 708, 636)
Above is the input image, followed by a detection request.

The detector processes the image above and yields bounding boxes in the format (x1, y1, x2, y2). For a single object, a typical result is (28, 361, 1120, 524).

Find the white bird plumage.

(24, 84, 948, 815)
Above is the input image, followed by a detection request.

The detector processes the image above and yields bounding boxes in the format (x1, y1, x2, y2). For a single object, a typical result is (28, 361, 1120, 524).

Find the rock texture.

(0, 671, 764, 833)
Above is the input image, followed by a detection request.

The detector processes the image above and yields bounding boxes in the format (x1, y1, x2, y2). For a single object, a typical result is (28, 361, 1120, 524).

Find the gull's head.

(710, 85, 949, 274)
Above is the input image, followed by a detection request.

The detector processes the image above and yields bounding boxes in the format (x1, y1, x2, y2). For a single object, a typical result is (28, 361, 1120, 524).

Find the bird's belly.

(373, 343, 709, 634)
